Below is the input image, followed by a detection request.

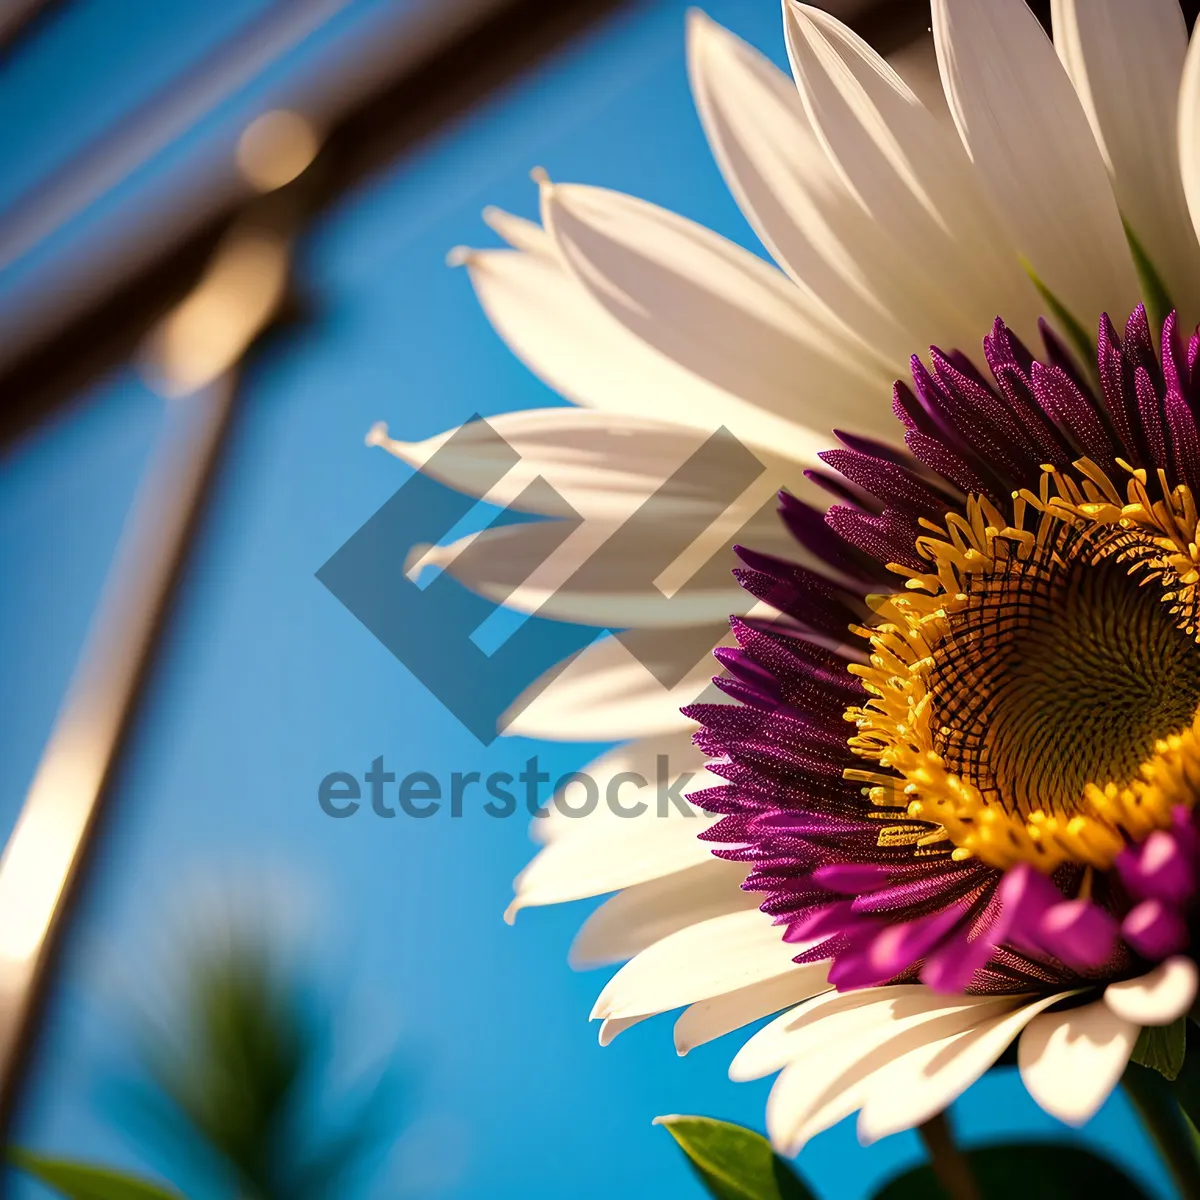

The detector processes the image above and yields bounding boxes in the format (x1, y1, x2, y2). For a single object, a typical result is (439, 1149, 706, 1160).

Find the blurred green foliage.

(12, 934, 405, 1199)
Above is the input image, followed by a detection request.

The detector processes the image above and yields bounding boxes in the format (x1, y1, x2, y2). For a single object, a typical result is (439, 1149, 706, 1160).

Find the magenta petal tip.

(1037, 900, 1118, 970)
(1122, 899, 1190, 961)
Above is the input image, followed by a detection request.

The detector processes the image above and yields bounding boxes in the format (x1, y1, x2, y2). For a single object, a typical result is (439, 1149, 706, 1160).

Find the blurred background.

(0, 0, 1181, 1196)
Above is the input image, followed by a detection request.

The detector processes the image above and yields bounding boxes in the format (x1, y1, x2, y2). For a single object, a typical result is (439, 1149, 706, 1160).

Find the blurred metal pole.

(0, 376, 239, 1134)
(0, 202, 294, 1137)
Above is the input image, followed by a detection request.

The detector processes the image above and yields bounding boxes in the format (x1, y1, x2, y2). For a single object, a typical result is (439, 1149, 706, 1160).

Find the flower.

(374, 0, 1200, 1153)
(691, 306, 1200, 1151)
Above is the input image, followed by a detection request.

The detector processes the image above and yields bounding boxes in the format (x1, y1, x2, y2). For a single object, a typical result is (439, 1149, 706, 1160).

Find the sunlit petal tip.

(364, 420, 390, 448)
(684, 8, 723, 69)
(773, 1132, 801, 1159)
(598, 1015, 647, 1046)
(445, 244, 473, 268)
(502, 633, 720, 742)
(1018, 999, 1138, 1126)
(1104, 956, 1198, 1027)
(366, 427, 425, 466)
(481, 205, 550, 254)
(787, 1, 852, 35)
(502, 899, 521, 926)
(699, 0, 1009, 369)
(401, 541, 446, 582)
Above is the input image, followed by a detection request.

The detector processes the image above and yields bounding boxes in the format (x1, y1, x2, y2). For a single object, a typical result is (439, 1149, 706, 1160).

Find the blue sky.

(0, 2, 1175, 1196)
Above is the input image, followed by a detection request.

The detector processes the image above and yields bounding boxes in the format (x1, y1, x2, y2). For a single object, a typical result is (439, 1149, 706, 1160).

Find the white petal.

(461, 242, 808, 454)
(541, 181, 898, 447)
(506, 792, 722, 919)
(932, 0, 1140, 326)
(687, 11, 915, 369)
(888, 32, 951, 120)
(766, 992, 1017, 1155)
(591, 909, 802, 1021)
(502, 628, 733, 742)
(1178, 25, 1200, 270)
(1052, 0, 1200, 326)
(784, 4, 1041, 349)
(1104, 957, 1198, 1027)
(732, 987, 903, 1083)
(858, 991, 1072, 1142)
(481, 204, 548, 254)
(462, 232, 893, 461)
(571, 857, 753, 969)
(675, 969, 832, 1056)
(409, 492, 799, 628)
(731, 988, 878, 1083)
(730, 984, 1001, 1083)
(533, 733, 704, 843)
(370, 408, 719, 519)
(598, 1015, 647, 1046)
(373, 405, 817, 524)
(1018, 998, 1139, 1126)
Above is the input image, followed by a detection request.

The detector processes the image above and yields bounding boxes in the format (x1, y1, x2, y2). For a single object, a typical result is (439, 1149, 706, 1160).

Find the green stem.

(1124, 1062, 1200, 1200)
(918, 1112, 982, 1200)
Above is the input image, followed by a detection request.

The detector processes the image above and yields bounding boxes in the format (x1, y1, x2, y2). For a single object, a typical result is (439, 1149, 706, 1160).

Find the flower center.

(845, 465, 1200, 871)
(930, 522, 1200, 822)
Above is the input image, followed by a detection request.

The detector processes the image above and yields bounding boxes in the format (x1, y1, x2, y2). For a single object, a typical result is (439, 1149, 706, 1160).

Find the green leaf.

(1133, 1018, 1187, 1081)
(8, 1150, 181, 1200)
(1020, 257, 1097, 373)
(1170, 1020, 1200, 1130)
(656, 1115, 817, 1200)
(872, 1141, 1152, 1200)
(1124, 220, 1174, 330)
